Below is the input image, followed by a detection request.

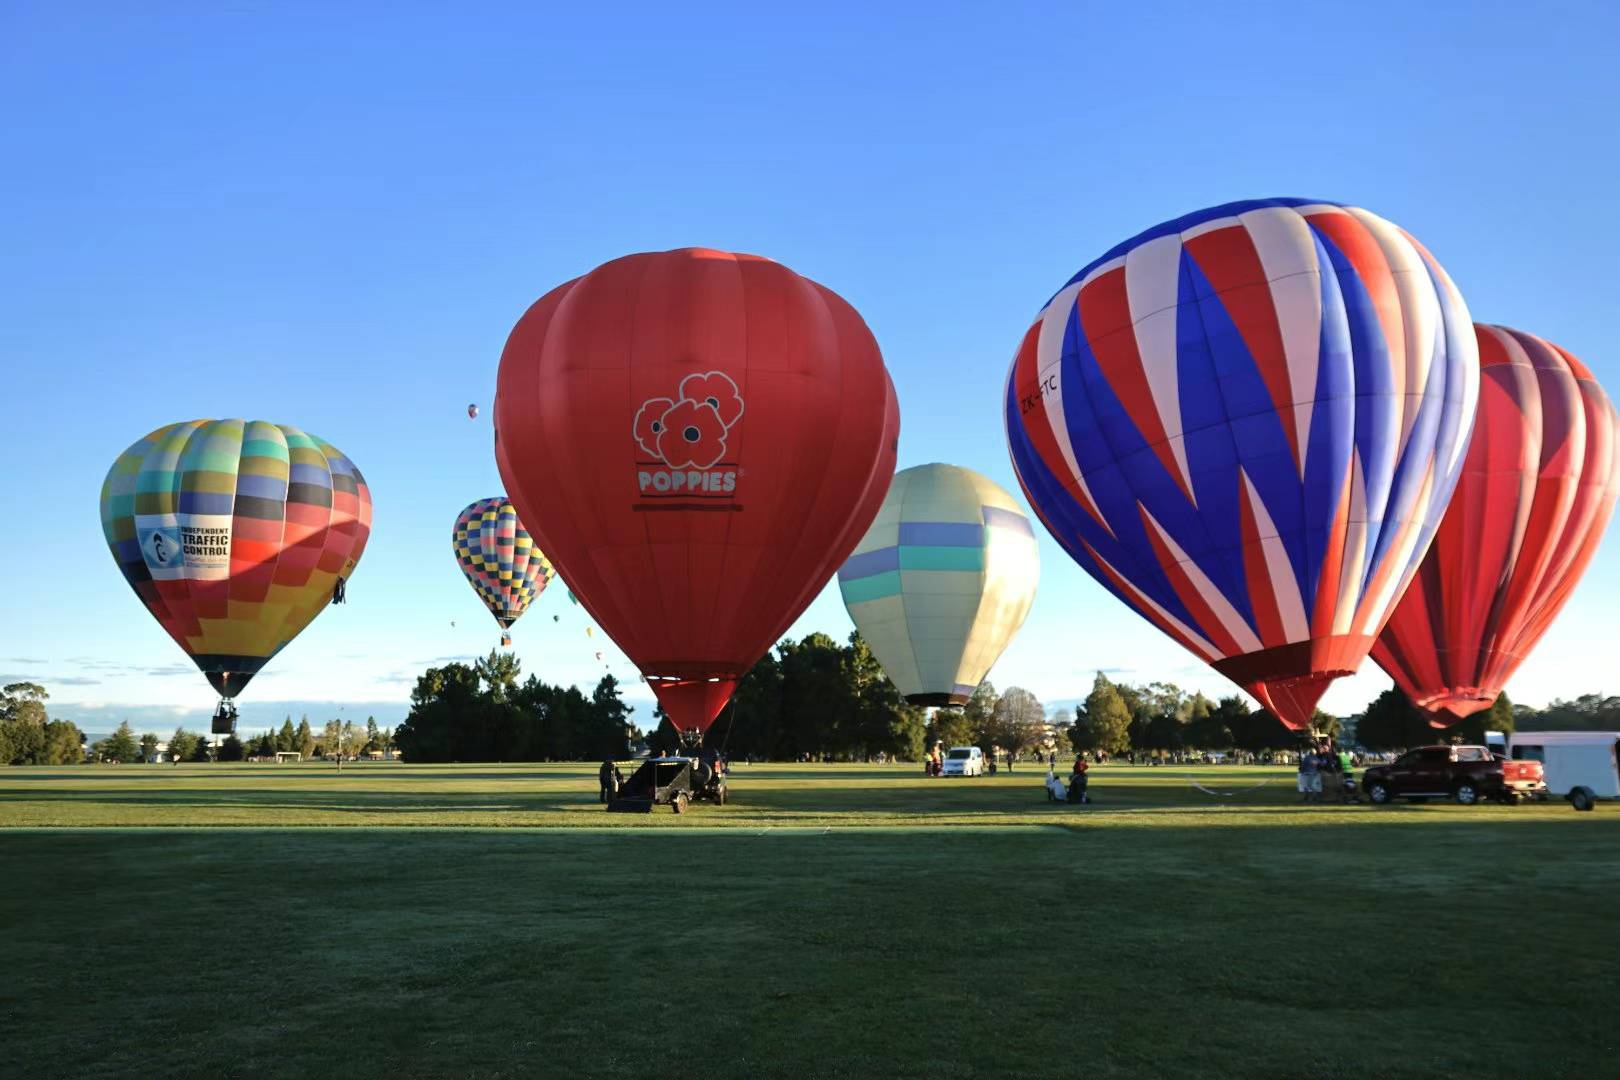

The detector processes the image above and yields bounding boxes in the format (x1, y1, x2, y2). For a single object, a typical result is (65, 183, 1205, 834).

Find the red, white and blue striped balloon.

(1005, 198, 1479, 728)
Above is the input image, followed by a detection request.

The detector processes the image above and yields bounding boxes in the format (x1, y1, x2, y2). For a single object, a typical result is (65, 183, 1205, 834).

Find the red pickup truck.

(1362, 746, 1546, 806)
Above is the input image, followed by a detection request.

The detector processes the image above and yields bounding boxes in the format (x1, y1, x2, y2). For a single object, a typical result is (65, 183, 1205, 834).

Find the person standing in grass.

(1319, 742, 1342, 803)
(598, 759, 622, 803)
(1298, 746, 1320, 803)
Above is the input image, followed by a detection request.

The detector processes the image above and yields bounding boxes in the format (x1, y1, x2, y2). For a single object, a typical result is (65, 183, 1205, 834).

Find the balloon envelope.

(1005, 198, 1478, 728)
(100, 419, 372, 698)
(452, 496, 555, 633)
(495, 248, 899, 736)
(839, 464, 1038, 705)
(1374, 324, 1618, 723)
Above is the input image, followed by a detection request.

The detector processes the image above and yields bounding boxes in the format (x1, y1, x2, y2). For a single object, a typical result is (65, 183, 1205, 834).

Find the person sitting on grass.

(1045, 768, 1068, 802)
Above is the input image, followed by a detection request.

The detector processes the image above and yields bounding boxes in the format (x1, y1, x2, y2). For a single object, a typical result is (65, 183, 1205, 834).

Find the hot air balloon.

(1374, 325, 1618, 724)
(468, 404, 479, 419)
(100, 419, 372, 732)
(452, 497, 556, 648)
(1005, 198, 1478, 729)
(495, 247, 899, 742)
(838, 464, 1038, 705)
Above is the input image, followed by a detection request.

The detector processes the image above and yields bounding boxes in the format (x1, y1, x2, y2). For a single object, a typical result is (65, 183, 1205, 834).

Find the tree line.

(651, 632, 931, 761)
(0, 683, 84, 765)
(393, 650, 635, 762)
(5, 660, 1613, 768)
(1059, 673, 1317, 757)
(1347, 688, 1620, 748)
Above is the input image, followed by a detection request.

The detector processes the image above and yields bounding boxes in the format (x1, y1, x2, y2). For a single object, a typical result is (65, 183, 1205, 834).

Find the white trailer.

(1492, 731, 1620, 812)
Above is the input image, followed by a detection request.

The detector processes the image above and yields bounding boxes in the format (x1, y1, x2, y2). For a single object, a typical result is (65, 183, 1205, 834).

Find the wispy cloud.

(1, 673, 100, 687)
(1, 657, 45, 665)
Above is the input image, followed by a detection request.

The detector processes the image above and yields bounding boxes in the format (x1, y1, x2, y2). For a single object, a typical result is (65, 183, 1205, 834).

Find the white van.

(941, 746, 985, 777)
(1493, 731, 1620, 811)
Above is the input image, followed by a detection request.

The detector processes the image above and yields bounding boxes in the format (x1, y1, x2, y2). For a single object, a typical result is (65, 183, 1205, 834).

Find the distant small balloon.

(468, 404, 479, 419)
(595, 651, 604, 661)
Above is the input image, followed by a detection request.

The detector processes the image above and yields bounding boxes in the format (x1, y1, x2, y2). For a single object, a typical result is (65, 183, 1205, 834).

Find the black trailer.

(607, 750, 728, 814)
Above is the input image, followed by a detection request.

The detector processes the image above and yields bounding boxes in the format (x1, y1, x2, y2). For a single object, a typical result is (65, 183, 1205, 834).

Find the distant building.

(1337, 715, 1360, 745)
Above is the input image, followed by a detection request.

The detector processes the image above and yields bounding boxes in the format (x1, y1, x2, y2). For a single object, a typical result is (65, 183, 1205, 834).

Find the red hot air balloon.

(1374, 325, 1618, 725)
(494, 248, 899, 740)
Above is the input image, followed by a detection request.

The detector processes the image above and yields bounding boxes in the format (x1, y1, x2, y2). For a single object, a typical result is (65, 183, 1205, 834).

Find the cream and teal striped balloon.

(837, 464, 1039, 705)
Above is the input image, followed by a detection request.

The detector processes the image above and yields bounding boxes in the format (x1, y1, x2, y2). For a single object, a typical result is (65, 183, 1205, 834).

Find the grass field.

(4, 763, 1617, 1078)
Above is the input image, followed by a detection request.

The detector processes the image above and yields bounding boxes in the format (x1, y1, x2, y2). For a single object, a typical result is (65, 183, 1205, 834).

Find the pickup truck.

(1362, 745, 1546, 806)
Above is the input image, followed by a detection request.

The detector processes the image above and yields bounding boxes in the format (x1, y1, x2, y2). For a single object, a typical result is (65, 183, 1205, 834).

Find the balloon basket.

(211, 701, 238, 735)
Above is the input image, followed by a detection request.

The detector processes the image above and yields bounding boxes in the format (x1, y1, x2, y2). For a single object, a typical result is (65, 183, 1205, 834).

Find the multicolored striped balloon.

(1374, 325, 1618, 724)
(452, 497, 555, 644)
(99, 419, 372, 699)
(838, 464, 1039, 705)
(1005, 198, 1479, 728)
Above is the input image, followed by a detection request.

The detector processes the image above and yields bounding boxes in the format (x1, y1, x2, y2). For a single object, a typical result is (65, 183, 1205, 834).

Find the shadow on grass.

(1, 822, 1617, 1080)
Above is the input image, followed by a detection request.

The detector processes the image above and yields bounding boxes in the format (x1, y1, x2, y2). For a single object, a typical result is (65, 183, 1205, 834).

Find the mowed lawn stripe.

(2, 766, 1617, 1078)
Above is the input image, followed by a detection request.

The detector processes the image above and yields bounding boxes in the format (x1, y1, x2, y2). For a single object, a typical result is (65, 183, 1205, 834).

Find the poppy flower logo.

(678, 371, 744, 429)
(632, 371, 745, 471)
(633, 396, 674, 458)
(656, 398, 728, 469)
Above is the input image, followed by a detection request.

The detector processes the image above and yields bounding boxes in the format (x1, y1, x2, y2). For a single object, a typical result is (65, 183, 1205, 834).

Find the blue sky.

(4, 2, 1618, 735)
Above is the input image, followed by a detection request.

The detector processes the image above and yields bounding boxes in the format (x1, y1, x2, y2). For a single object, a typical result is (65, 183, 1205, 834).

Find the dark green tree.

(190, 733, 213, 762)
(100, 720, 139, 762)
(0, 683, 50, 764)
(647, 704, 681, 755)
(587, 675, 634, 759)
(276, 718, 296, 753)
(168, 727, 199, 763)
(475, 649, 523, 703)
(139, 732, 160, 762)
(295, 717, 315, 759)
(1, 682, 49, 726)
(1075, 674, 1132, 754)
(929, 707, 977, 755)
(217, 733, 246, 761)
(39, 720, 85, 765)
(728, 651, 783, 759)
(1219, 697, 1291, 752)
(1439, 692, 1516, 744)
(1356, 688, 1431, 750)
(1516, 694, 1620, 732)
(1183, 711, 1233, 750)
